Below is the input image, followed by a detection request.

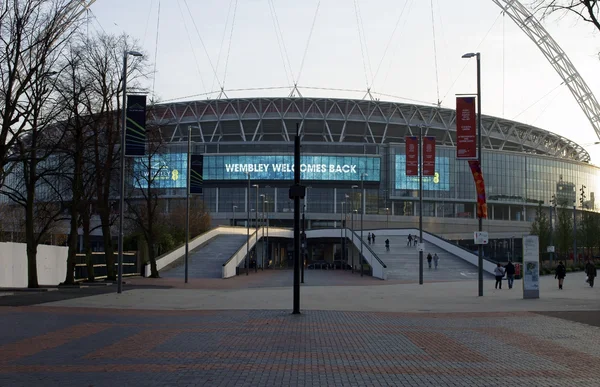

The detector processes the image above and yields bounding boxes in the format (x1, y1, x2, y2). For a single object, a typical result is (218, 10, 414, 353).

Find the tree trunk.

(25, 199, 38, 288)
(146, 232, 159, 278)
(99, 209, 116, 280)
(63, 206, 78, 285)
(82, 209, 95, 282)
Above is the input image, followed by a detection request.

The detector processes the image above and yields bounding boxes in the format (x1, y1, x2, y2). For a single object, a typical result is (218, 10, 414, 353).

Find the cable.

(211, 0, 235, 93)
(296, 0, 321, 85)
(512, 82, 565, 121)
(183, 0, 223, 90)
(353, 0, 370, 89)
(370, 0, 410, 89)
(430, 0, 440, 106)
(222, 0, 239, 89)
(502, 10, 506, 117)
(142, 0, 155, 48)
(268, 0, 294, 85)
(380, 0, 415, 92)
(439, 10, 504, 106)
(176, 0, 208, 93)
(355, 0, 373, 83)
(151, 0, 161, 102)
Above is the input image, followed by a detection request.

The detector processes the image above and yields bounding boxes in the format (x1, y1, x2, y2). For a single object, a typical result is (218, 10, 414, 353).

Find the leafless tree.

(532, 1, 600, 31)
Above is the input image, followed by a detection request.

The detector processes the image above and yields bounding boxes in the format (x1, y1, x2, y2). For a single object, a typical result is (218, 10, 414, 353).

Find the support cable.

(356, 0, 373, 83)
(151, 0, 161, 102)
(183, 0, 223, 91)
(511, 81, 565, 121)
(502, 10, 505, 117)
(295, 0, 321, 86)
(142, 0, 155, 48)
(430, 0, 440, 106)
(211, 0, 236, 94)
(353, 0, 370, 90)
(380, 0, 415, 91)
(222, 0, 239, 91)
(370, 0, 410, 89)
(177, 0, 208, 94)
(439, 10, 503, 106)
(268, 0, 294, 86)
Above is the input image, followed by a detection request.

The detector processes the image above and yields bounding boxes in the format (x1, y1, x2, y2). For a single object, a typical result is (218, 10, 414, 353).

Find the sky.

(87, 0, 600, 164)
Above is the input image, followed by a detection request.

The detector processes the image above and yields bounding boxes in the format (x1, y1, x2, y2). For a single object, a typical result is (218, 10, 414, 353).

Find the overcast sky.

(88, 0, 600, 164)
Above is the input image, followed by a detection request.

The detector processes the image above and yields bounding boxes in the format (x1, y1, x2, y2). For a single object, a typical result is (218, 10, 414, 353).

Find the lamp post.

(260, 194, 265, 271)
(386, 207, 389, 229)
(462, 51, 483, 297)
(265, 200, 269, 271)
(246, 172, 250, 276)
(118, 50, 143, 294)
(418, 125, 424, 285)
(232, 205, 237, 227)
(360, 173, 367, 277)
(351, 184, 358, 273)
(340, 201, 345, 269)
(252, 184, 259, 273)
(185, 127, 191, 284)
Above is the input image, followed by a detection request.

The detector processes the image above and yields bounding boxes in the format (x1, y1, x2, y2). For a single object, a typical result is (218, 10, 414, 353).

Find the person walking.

(427, 253, 433, 269)
(433, 253, 439, 269)
(385, 238, 390, 252)
(494, 263, 505, 289)
(555, 261, 566, 290)
(372, 233, 376, 243)
(585, 260, 597, 288)
(504, 260, 515, 289)
(367, 232, 372, 244)
(407, 234, 412, 247)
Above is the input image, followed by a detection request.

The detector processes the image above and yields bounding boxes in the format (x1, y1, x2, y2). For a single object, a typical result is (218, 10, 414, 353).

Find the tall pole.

(265, 203, 268, 271)
(185, 127, 191, 284)
(340, 201, 345, 269)
(386, 207, 389, 228)
(254, 185, 259, 273)
(293, 123, 301, 314)
(233, 205, 237, 226)
(301, 205, 305, 283)
(246, 173, 250, 276)
(549, 198, 554, 267)
(261, 198, 265, 270)
(418, 125, 423, 285)
(360, 174, 365, 277)
(476, 53, 483, 297)
(117, 53, 128, 294)
(573, 204, 577, 264)
(351, 185, 357, 273)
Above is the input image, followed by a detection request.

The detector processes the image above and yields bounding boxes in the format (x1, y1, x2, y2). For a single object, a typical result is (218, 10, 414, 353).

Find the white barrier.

(0, 242, 68, 288)
(146, 226, 250, 277)
(346, 230, 387, 280)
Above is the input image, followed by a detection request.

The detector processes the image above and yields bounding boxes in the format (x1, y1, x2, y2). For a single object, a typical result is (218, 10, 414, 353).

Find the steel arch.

(492, 0, 600, 142)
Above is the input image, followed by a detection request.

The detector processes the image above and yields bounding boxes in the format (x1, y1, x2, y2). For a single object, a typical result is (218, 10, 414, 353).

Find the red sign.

(405, 136, 418, 176)
(422, 137, 435, 176)
(456, 96, 477, 159)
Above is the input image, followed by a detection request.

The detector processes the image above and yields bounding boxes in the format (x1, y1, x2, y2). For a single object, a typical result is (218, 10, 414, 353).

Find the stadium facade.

(144, 97, 599, 240)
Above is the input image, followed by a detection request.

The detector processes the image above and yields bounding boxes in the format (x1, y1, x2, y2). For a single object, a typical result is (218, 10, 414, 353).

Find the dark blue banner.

(125, 95, 146, 156)
(190, 155, 204, 194)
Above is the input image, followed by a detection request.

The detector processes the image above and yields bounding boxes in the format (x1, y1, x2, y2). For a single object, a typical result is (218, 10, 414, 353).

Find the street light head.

(252, 184, 258, 188)
(462, 52, 477, 59)
(351, 185, 358, 189)
(127, 50, 143, 57)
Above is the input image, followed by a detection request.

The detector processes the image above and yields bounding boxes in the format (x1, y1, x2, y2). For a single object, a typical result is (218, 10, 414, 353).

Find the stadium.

(144, 96, 600, 260)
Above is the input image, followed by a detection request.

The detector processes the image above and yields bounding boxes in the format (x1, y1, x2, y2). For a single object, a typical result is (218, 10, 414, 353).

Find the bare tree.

(532, 1, 600, 31)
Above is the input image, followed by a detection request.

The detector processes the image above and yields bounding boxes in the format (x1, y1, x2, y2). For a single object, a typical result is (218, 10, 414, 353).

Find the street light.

(385, 207, 389, 229)
(118, 49, 143, 294)
(246, 172, 251, 276)
(260, 194, 266, 272)
(360, 173, 367, 277)
(264, 199, 269, 271)
(340, 201, 345, 269)
(232, 205, 238, 226)
(462, 51, 483, 297)
(351, 185, 358, 273)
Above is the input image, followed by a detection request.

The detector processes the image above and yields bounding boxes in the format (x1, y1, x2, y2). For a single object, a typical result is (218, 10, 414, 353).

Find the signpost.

(523, 235, 540, 299)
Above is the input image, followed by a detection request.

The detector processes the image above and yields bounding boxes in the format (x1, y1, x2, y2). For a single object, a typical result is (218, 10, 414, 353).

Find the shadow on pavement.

(534, 311, 600, 328)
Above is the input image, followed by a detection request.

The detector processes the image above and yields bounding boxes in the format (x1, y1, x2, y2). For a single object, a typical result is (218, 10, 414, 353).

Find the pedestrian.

(385, 238, 390, 251)
(494, 263, 505, 289)
(555, 261, 566, 290)
(433, 253, 439, 269)
(367, 232, 372, 244)
(407, 234, 412, 247)
(372, 233, 376, 243)
(504, 260, 515, 289)
(585, 260, 597, 288)
(414, 235, 418, 247)
(427, 253, 432, 269)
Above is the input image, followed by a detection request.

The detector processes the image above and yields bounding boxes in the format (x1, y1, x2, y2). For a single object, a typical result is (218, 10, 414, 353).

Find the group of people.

(367, 232, 376, 244)
(406, 234, 419, 247)
(553, 260, 597, 290)
(426, 253, 439, 269)
(493, 261, 516, 290)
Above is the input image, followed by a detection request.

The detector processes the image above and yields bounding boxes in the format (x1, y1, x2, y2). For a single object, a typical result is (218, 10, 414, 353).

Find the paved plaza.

(1, 271, 600, 386)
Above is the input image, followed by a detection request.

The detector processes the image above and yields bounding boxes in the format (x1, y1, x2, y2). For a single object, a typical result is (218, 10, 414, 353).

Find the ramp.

(368, 235, 493, 281)
(162, 234, 248, 278)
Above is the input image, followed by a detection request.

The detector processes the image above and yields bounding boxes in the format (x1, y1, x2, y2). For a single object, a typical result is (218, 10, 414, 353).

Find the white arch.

(492, 0, 600, 142)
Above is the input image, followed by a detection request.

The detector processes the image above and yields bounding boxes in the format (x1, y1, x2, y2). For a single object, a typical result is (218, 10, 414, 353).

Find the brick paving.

(1, 307, 600, 386)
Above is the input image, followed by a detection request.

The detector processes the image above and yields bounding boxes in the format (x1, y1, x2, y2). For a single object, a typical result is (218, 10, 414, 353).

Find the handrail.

(222, 228, 258, 267)
(350, 229, 387, 268)
(420, 229, 500, 264)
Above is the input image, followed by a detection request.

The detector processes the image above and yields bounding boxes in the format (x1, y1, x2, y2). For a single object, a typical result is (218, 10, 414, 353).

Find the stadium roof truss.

(151, 97, 589, 163)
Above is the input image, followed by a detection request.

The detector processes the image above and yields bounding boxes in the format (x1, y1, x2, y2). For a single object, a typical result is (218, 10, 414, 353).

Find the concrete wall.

(0, 242, 69, 288)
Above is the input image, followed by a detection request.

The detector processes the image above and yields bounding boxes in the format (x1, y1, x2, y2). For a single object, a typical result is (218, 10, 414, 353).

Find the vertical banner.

(522, 235, 540, 299)
(468, 160, 488, 219)
(422, 137, 436, 176)
(456, 96, 477, 159)
(190, 155, 204, 194)
(405, 136, 418, 176)
(125, 95, 147, 156)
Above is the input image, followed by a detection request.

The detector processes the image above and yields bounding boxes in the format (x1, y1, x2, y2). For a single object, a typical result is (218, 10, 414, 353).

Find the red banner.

(456, 96, 477, 159)
(468, 160, 488, 219)
(405, 136, 418, 176)
(422, 137, 435, 176)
